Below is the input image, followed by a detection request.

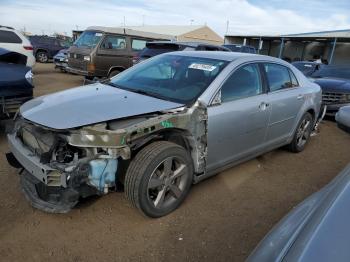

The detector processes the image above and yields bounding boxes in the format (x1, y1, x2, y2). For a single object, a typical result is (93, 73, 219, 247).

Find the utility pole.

(142, 15, 145, 26)
(225, 20, 229, 35)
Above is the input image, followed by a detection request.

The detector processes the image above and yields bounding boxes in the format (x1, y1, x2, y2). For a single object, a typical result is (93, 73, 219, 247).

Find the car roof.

(166, 50, 276, 62)
(0, 25, 15, 31)
(147, 41, 224, 48)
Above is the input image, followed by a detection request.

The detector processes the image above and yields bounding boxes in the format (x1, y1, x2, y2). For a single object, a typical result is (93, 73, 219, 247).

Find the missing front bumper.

(20, 171, 79, 213)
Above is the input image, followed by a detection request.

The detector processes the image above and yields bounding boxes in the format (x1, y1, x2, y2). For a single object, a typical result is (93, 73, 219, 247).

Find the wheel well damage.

(66, 101, 208, 175)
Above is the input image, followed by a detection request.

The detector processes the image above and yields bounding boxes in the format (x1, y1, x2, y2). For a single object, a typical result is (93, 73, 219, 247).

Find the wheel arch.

(35, 48, 49, 55)
(108, 66, 126, 77)
(125, 128, 201, 175)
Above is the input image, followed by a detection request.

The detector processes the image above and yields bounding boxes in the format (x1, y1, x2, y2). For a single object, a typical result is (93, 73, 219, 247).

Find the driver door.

(206, 63, 271, 172)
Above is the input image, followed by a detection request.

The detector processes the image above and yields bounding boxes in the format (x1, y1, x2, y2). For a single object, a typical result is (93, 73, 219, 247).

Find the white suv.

(0, 26, 35, 67)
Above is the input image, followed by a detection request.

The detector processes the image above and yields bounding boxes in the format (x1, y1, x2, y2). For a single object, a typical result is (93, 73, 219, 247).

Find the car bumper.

(54, 61, 68, 69)
(66, 66, 92, 76)
(0, 93, 33, 118)
(324, 103, 350, 116)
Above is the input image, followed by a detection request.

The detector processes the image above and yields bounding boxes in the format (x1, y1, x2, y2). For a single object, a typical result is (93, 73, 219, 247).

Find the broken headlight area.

(7, 121, 121, 213)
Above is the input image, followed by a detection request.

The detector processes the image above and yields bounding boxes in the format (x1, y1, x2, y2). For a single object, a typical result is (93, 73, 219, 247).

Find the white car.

(0, 26, 35, 67)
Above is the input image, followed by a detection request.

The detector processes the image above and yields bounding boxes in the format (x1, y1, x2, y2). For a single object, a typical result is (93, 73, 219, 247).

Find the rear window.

(0, 30, 22, 44)
(139, 43, 180, 58)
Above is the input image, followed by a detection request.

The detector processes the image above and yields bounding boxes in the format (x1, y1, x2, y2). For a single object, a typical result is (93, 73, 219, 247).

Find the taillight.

(23, 46, 33, 50)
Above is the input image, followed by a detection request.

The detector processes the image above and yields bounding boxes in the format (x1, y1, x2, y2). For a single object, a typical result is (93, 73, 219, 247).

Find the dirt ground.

(1, 63, 350, 262)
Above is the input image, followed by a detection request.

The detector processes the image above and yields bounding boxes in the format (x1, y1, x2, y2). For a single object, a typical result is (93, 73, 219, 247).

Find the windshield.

(73, 31, 103, 48)
(110, 54, 228, 104)
(311, 65, 350, 80)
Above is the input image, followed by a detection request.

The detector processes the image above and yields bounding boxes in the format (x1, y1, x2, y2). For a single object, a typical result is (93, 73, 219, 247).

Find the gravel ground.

(1, 63, 350, 262)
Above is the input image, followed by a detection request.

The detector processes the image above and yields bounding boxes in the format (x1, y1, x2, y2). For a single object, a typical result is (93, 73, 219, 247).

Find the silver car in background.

(247, 163, 350, 262)
(6, 52, 322, 217)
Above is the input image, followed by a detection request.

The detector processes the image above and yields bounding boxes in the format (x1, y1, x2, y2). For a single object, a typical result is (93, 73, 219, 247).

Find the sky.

(0, 0, 350, 36)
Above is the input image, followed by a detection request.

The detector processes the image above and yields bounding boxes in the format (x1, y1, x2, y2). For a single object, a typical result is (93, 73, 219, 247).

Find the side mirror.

(283, 82, 293, 88)
(211, 90, 222, 106)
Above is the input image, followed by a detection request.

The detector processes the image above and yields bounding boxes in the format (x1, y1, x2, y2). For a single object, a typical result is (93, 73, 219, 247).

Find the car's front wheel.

(125, 141, 193, 217)
(288, 112, 313, 153)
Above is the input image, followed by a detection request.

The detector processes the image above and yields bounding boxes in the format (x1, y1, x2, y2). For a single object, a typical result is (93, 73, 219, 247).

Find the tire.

(36, 51, 48, 63)
(125, 141, 193, 218)
(288, 112, 313, 153)
(108, 70, 120, 78)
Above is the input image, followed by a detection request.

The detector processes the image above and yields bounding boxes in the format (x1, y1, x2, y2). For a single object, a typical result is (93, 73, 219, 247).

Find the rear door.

(207, 63, 271, 171)
(263, 63, 305, 145)
(95, 34, 129, 77)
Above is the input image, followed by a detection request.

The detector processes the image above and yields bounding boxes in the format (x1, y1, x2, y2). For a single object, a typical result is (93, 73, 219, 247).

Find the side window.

(132, 39, 147, 51)
(221, 64, 262, 103)
(289, 70, 299, 87)
(264, 63, 294, 92)
(0, 30, 22, 43)
(101, 36, 126, 50)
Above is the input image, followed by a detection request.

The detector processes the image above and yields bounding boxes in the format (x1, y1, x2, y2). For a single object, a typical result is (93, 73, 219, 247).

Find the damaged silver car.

(6, 52, 322, 217)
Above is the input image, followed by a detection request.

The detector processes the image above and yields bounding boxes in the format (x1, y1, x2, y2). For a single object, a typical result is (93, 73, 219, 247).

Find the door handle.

(297, 94, 304, 100)
(259, 102, 270, 110)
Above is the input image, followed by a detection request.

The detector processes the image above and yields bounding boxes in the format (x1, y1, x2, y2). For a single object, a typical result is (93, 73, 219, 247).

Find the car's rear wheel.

(288, 112, 313, 153)
(36, 51, 48, 63)
(125, 141, 193, 217)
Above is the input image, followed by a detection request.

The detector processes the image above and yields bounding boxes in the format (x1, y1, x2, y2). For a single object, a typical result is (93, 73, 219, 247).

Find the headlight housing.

(83, 55, 91, 61)
(25, 70, 33, 85)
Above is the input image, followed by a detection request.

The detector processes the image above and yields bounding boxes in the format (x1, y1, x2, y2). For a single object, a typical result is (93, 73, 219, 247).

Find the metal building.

(225, 29, 350, 64)
(126, 25, 224, 45)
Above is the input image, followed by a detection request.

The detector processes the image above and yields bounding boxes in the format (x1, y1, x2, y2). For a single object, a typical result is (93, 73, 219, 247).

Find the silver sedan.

(7, 51, 322, 217)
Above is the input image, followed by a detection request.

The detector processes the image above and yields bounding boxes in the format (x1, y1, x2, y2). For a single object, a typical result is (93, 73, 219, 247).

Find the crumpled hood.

(314, 78, 350, 93)
(20, 83, 184, 130)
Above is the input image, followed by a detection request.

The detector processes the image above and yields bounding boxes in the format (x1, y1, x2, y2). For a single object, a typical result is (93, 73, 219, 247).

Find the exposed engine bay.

(7, 102, 208, 213)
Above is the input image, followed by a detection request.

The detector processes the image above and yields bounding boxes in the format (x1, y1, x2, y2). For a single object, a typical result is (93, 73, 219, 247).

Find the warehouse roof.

(125, 25, 205, 37)
(86, 26, 173, 40)
(283, 29, 350, 38)
(225, 29, 350, 42)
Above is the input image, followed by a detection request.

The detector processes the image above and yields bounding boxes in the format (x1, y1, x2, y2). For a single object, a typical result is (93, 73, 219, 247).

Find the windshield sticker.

(189, 63, 217, 71)
(304, 64, 313, 67)
(95, 33, 103, 37)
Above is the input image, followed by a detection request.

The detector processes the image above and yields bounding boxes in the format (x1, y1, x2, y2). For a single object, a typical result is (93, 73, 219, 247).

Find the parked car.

(222, 44, 256, 53)
(29, 35, 67, 63)
(0, 48, 34, 118)
(53, 48, 68, 72)
(292, 61, 324, 77)
(134, 41, 231, 64)
(0, 25, 35, 67)
(335, 105, 350, 133)
(6, 52, 321, 217)
(310, 65, 350, 116)
(248, 162, 350, 262)
(67, 26, 171, 79)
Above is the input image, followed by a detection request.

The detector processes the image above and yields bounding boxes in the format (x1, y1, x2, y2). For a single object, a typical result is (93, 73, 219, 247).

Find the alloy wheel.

(296, 118, 311, 148)
(147, 156, 189, 209)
